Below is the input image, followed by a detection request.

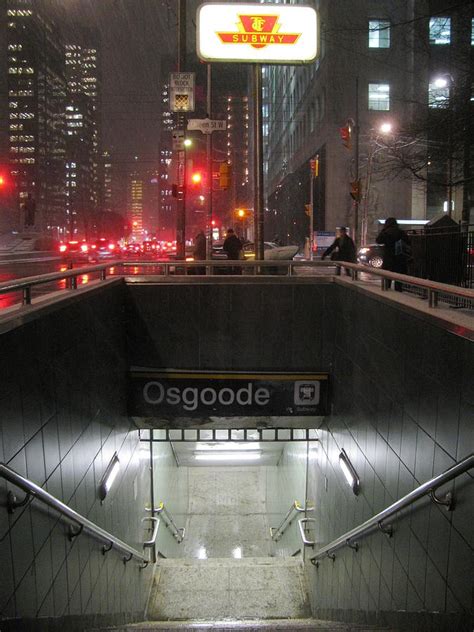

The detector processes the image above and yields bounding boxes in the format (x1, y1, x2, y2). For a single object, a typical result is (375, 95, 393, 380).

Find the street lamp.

(361, 121, 394, 246)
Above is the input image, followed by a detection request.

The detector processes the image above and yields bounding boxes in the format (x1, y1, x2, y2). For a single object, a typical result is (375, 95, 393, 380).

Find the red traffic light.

(191, 172, 202, 185)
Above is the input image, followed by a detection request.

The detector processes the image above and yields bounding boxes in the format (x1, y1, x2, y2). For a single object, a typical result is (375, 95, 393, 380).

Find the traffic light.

(219, 162, 231, 190)
(350, 180, 361, 201)
(236, 208, 245, 218)
(191, 172, 202, 186)
(340, 125, 351, 150)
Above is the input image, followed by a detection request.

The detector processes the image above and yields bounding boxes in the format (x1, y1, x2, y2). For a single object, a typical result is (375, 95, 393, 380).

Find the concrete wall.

(0, 283, 154, 631)
(306, 285, 474, 632)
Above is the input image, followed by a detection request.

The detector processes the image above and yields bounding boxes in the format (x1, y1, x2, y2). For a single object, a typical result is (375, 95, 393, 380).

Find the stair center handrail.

(270, 500, 306, 541)
(155, 502, 185, 543)
(0, 462, 147, 565)
(310, 453, 474, 565)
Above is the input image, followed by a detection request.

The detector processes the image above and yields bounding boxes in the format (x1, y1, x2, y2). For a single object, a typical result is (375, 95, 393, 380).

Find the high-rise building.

(64, 38, 101, 238)
(128, 169, 144, 242)
(7, 0, 66, 236)
(264, 1, 474, 245)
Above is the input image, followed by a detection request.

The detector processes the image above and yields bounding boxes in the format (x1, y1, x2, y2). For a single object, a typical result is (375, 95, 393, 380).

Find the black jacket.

(376, 226, 410, 273)
(193, 233, 206, 260)
(322, 235, 356, 263)
(223, 234, 242, 260)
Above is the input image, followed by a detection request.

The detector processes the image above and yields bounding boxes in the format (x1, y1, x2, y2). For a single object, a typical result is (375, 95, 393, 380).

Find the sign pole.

(176, 0, 187, 261)
(309, 168, 314, 261)
(253, 64, 264, 261)
(206, 63, 213, 265)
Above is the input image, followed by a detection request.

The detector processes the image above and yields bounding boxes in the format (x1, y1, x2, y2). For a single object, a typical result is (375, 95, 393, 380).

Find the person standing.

(376, 217, 410, 291)
(321, 226, 356, 275)
(223, 228, 243, 274)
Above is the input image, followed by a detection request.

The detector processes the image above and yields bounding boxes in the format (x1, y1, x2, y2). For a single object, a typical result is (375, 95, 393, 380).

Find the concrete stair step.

(91, 622, 396, 631)
(147, 557, 311, 621)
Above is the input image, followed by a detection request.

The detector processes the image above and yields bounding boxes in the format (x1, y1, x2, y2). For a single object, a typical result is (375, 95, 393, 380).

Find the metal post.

(309, 168, 314, 261)
(206, 64, 213, 264)
(149, 431, 156, 564)
(253, 64, 264, 261)
(176, 0, 187, 260)
(354, 77, 360, 245)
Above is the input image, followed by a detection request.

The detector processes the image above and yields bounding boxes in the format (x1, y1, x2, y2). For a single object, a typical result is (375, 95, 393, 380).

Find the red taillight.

(80, 244, 89, 253)
(59, 244, 67, 253)
(108, 243, 115, 250)
(172, 245, 177, 250)
(91, 244, 97, 250)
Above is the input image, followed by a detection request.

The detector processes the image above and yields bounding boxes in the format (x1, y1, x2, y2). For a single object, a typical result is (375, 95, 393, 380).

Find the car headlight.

(359, 248, 369, 254)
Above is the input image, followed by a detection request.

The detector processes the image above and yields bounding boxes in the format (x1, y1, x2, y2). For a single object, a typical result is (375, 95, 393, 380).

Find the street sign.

(197, 4, 318, 64)
(170, 72, 195, 112)
(129, 369, 329, 419)
(187, 118, 227, 134)
(172, 130, 185, 151)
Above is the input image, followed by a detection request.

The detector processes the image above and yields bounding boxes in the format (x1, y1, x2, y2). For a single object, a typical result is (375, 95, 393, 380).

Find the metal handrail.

(0, 258, 472, 313)
(156, 502, 185, 543)
(310, 453, 474, 566)
(298, 517, 316, 547)
(270, 500, 306, 541)
(0, 462, 147, 566)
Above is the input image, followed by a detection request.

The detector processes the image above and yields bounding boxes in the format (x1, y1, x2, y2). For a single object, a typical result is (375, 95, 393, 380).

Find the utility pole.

(253, 65, 264, 261)
(176, 0, 186, 260)
(354, 77, 360, 244)
(206, 64, 213, 262)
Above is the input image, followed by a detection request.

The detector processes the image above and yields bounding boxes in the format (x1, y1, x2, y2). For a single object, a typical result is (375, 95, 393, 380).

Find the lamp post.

(433, 74, 454, 217)
(361, 122, 393, 246)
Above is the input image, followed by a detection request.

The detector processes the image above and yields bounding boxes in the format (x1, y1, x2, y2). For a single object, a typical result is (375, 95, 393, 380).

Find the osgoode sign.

(129, 370, 329, 418)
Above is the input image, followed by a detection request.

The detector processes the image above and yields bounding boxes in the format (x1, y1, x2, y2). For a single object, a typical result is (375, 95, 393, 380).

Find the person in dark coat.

(321, 226, 356, 276)
(193, 230, 206, 274)
(223, 228, 243, 274)
(376, 217, 410, 291)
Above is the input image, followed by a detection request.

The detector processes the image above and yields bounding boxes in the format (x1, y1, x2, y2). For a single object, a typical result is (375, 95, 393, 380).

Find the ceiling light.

(194, 452, 261, 462)
(339, 449, 360, 495)
(195, 442, 260, 452)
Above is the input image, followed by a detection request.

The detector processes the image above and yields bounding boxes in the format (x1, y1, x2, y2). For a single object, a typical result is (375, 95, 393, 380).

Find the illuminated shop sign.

(197, 3, 318, 64)
(130, 370, 329, 418)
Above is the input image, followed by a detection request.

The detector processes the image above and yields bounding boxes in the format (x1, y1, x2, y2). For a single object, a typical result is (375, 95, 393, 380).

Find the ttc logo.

(294, 381, 320, 406)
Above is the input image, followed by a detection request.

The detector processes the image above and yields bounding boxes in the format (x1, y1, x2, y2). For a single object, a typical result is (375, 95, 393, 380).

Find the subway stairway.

(0, 277, 472, 631)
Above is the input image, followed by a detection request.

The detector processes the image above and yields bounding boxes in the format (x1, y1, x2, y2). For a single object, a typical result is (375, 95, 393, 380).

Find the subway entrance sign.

(129, 369, 329, 422)
(197, 4, 318, 65)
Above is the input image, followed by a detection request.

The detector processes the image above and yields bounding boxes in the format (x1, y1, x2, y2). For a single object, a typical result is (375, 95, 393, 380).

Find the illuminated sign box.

(197, 3, 318, 64)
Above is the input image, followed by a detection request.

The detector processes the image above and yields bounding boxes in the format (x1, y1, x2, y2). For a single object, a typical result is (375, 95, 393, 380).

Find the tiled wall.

(125, 282, 335, 371)
(306, 286, 474, 632)
(0, 284, 154, 631)
(266, 441, 309, 557)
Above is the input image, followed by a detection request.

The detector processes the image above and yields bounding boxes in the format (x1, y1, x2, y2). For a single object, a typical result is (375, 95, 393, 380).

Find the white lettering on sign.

(143, 381, 271, 412)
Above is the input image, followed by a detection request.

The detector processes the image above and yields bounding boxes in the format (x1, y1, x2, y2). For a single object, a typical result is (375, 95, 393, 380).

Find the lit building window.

(472, 18, 474, 45)
(428, 82, 449, 108)
(368, 20, 390, 48)
(429, 17, 451, 45)
(368, 83, 390, 110)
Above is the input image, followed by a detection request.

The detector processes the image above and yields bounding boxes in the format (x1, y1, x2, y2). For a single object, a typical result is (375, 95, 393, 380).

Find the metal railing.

(0, 259, 473, 316)
(155, 502, 185, 543)
(335, 262, 474, 310)
(298, 517, 316, 547)
(0, 462, 148, 566)
(309, 453, 474, 566)
(270, 500, 306, 541)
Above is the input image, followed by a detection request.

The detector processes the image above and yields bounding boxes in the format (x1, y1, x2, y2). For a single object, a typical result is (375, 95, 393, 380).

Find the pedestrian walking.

(321, 226, 356, 276)
(376, 217, 411, 291)
(223, 228, 243, 274)
(193, 230, 206, 275)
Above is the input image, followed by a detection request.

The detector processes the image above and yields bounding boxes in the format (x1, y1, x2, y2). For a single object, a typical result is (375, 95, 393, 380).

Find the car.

(89, 238, 120, 261)
(242, 241, 299, 261)
(59, 240, 90, 262)
(357, 244, 385, 268)
(122, 243, 142, 258)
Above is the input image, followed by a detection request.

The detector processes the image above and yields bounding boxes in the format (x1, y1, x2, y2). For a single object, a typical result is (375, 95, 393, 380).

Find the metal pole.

(206, 64, 213, 263)
(309, 169, 314, 261)
(253, 64, 264, 261)
(176, 0, 187, 260)
(354, 77, 360, 244)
